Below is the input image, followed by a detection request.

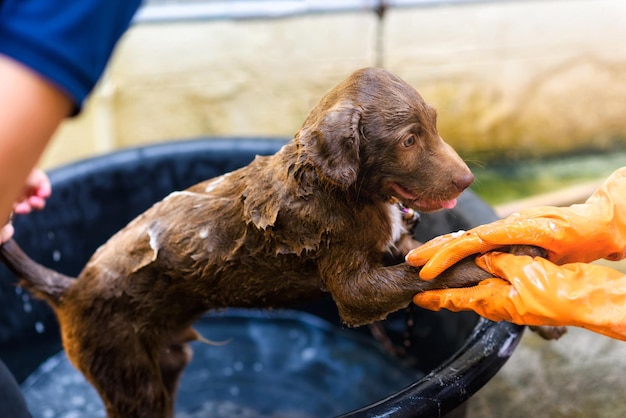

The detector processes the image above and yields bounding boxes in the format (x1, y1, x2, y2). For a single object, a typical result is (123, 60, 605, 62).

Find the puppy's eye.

(402, 135, 416, 147)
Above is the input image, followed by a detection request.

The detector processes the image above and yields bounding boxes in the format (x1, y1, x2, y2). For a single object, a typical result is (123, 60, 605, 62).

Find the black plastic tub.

(0, 138, 525, 418)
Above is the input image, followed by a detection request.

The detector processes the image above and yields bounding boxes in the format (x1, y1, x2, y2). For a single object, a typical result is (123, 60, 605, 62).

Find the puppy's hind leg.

(159, 326, 232, 400)
(159, 327, 198, 401)
(63, 323, 173, 418)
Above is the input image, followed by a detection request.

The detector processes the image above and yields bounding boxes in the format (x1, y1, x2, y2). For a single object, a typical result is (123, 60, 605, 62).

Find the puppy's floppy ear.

(298, 102, 361, 188)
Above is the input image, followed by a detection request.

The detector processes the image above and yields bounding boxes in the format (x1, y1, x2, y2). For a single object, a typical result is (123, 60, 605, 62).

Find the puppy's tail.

(0, 239, 74, 306)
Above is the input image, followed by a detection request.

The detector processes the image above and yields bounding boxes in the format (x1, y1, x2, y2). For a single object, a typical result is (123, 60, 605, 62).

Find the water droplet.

(35, 321, 45, 334)
(301, 347, 316, 361)
(70, 396, 85, 406)
(23, 303, 32, 313)
(52, 250, 61, 262)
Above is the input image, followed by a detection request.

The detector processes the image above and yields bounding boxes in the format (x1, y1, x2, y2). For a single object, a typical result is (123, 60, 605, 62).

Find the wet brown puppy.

(1, 68, 484, 418)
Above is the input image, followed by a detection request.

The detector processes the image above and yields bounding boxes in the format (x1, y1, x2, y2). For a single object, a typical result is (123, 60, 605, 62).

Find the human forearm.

(0, 55, 71, 223)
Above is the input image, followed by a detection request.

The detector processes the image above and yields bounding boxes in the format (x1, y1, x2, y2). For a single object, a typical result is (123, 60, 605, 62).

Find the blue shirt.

(0, 0, 142, 113)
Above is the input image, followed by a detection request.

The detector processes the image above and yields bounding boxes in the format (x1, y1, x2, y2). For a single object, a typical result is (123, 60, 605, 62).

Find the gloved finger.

(475, 252, 537, 280)
(417, 233, 499, 280)
(477, 218, 555, 249)
(476, 252, 568, 319)
(405, 233, 462, 267)
(413, 278, 514, 321)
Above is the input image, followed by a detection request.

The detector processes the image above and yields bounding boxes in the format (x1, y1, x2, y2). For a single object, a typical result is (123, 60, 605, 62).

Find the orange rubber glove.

(407, 167, 626, 279)
(413, 252, 626, 341)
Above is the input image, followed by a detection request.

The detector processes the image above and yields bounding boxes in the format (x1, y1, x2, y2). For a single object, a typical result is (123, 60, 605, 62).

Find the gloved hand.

(407, 167, 626, 279)
(412, 252, 626, 341)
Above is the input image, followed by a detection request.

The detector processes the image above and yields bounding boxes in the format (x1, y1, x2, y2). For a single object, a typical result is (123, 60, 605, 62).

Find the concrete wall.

(40, 0, 626, 168)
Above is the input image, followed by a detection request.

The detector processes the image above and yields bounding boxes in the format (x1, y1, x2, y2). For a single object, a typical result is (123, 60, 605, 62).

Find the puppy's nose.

(453, 172, 474, 191)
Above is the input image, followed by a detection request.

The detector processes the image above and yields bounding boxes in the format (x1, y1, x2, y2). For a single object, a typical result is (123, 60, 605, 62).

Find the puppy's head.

(297, 67, 473, 212)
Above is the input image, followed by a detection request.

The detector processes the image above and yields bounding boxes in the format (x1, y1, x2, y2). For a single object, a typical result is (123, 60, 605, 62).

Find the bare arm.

(0, 55, 71, 233)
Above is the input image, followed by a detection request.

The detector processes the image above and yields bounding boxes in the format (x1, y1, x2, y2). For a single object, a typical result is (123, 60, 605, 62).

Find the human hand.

(412, 252, 626, 341)
(1, 168, 51, 244)
(407, 167, 626, 279)
(0, 222, 13, 244)
(13, 168, 51, 214)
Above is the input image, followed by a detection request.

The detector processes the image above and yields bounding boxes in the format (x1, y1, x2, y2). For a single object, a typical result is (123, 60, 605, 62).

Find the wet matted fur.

(0, 68, 492, 418)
